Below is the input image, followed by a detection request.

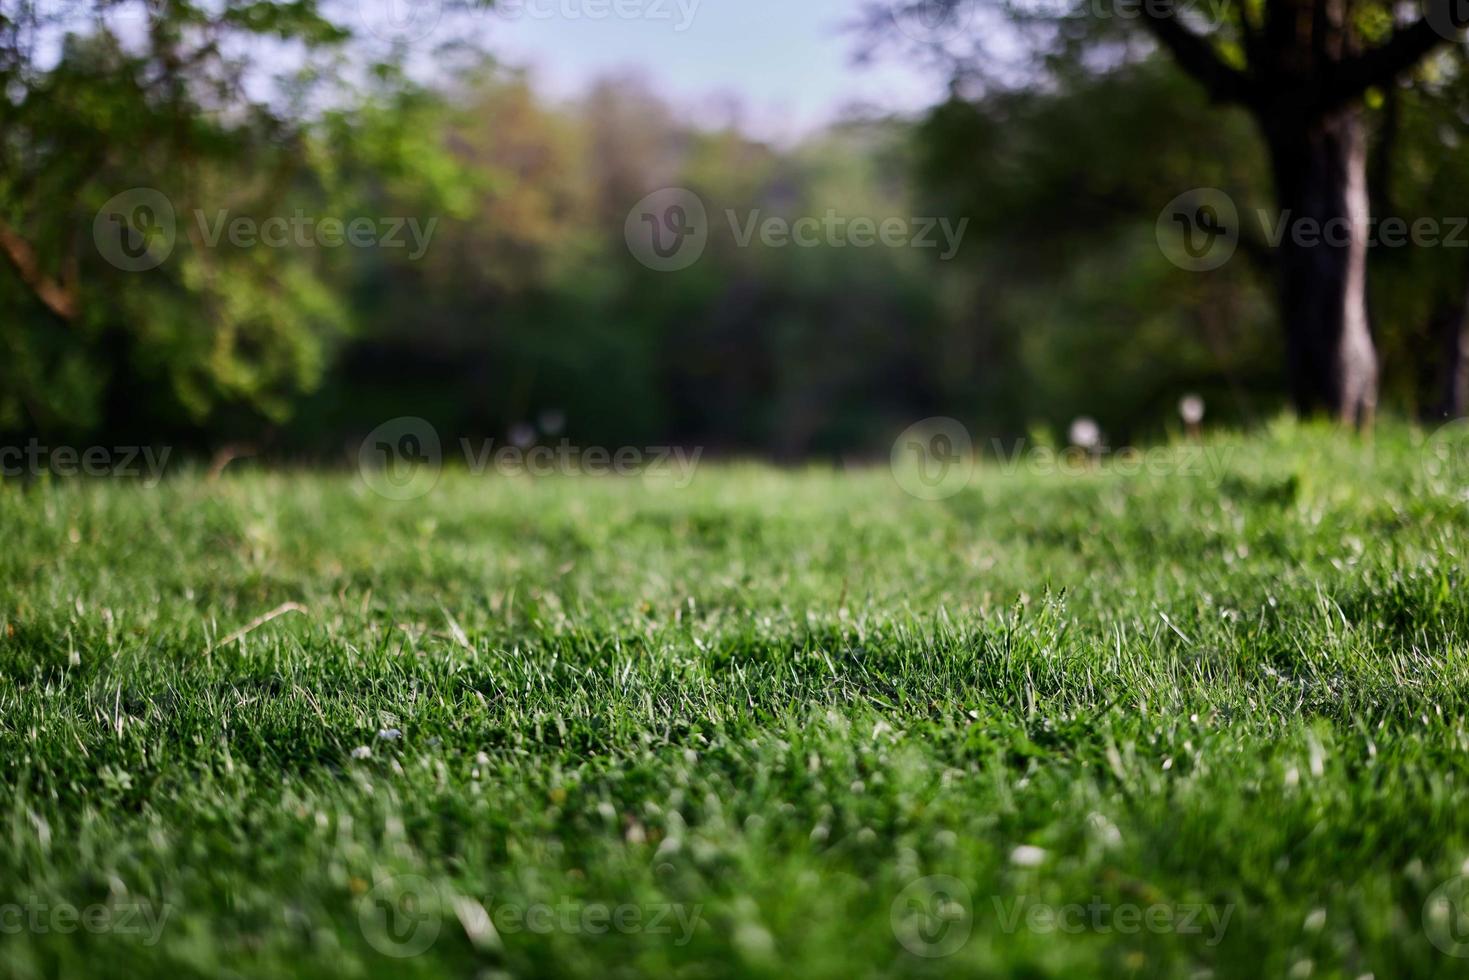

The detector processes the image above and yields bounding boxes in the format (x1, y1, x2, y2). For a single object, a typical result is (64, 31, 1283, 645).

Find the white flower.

(1179, 394, 1206, 425)
(1068, 417, 1101, 450)
(350, 746, 372, 760)
(1010, 845, 1048, 867)
(377, 728, 402, 741)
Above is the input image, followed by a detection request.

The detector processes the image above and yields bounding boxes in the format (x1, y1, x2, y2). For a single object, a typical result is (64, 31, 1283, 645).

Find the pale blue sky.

(58, 1, 951, 140)
(433, 0, 949, 140)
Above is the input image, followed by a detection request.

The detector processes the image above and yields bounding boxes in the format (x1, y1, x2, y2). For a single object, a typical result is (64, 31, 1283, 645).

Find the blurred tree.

(882, 0, 1466, 426)
(913, 58, 1279, 437)
(18, 1, 1464, 457)
(1365, 46, 1469, 418)
(1135, 0, 1464, 425)
(0, 0, 349, 440)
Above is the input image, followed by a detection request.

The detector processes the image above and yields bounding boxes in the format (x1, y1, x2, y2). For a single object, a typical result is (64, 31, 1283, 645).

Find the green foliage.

(913, 59, 1282, 436)
(0, 2, 406, 438)
(1368, 52, 1469, 415)
(4, 2, 1467, 451)
(278, 67, 971, 454)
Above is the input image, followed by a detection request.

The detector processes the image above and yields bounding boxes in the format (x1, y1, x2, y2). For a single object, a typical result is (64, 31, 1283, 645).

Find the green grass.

(3, 419, 1469, 978)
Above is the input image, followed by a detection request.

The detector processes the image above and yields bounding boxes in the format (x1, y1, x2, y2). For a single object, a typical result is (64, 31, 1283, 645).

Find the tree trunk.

(1438, 284, 1469, 419)
(1262, 107, 1379, 426)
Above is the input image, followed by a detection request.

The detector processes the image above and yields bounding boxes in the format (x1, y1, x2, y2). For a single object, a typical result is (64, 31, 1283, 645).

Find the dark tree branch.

(1326, 9, 1459, 108)
(0, 217, 78, 320)
(1139, 5, 1254, 106)
(1233, 0, 1263, 68)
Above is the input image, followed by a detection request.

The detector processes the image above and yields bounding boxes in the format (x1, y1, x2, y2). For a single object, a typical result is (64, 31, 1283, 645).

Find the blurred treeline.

(2, 4, 1466, 457)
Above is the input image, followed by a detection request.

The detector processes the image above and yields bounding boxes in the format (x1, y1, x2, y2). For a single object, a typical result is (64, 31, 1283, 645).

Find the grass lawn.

(3, 420, 1469, 978)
